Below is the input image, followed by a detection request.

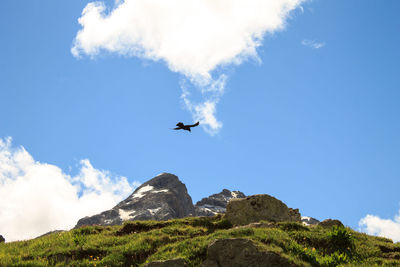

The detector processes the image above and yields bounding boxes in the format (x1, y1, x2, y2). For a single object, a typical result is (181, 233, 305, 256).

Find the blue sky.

(1, 0, 400, 242)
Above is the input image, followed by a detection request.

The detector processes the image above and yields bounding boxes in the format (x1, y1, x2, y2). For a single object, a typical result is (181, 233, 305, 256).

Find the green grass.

(0, 216, 399, 266)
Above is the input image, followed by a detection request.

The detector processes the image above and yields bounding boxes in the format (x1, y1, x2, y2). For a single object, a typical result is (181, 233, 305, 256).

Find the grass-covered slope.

(0, 215, 399, 266)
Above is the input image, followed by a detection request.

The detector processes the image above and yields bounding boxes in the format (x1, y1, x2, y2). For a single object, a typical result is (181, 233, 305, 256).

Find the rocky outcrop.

(74, 173, 306, 231)
(201, 238, 293, 267)
(301, 216, 320, 226)
(75, 173, 195, 227)
(225, 194, 301, 226)
(195, 189, 245, 216)
(0, 235, 4, 243)
(144, 258, 187, 267)
(318, 219, 344, 228)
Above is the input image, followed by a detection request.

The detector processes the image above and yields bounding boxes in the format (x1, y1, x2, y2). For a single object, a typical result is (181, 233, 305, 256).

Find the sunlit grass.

(0, 216, 399, 266)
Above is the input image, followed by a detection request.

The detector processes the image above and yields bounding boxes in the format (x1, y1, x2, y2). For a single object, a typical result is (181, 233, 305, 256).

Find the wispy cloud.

(301, 39, 326, 49)
(359, 209, 400, 243)
(72, 0, 306, 134)
(0, 137, 140, 242)
(180, 74, 227, 135)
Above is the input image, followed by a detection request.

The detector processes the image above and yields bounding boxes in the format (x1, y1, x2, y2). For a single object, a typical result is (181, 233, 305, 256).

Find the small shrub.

(282, 241, 319, 266)
(320, 251, 350, 267)
(327, 226, 354, 254)
(72, 231, 87, 249)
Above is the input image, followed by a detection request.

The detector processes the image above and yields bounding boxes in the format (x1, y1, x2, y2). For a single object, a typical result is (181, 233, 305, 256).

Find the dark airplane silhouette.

(173, 121, 200, 132)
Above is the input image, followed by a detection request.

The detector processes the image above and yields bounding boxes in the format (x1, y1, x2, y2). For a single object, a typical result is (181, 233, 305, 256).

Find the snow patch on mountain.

(119, 209, 135, 221)
(197, 204, 225, 213)
(301, 216, 320, 226)
(130, 185, 169, 199)
(148, 208, 161, 215)
(152, 189, 169, 194)
(130, 185, 154, 199)
(195, 189, 246, 216)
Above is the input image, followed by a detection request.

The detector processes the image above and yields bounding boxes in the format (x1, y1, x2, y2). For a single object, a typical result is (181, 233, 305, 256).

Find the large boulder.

(225, 194, 301, 226)
(75, 173, 195, 227)
(201, 238, 293, 267)
(195, 189, 246, 216)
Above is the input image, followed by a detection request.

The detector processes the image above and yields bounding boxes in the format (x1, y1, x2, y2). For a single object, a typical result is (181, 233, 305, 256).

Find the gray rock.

(195, 189, 246, 216)
(225, 194, 301, 226)
(144, 258, 187, 267)
(201, 238, 293, 267)
(318, 219, 344, 228)
(301, 216, 320, 226)
(0, 235, 4, 243)
(75, 173, 195, 227)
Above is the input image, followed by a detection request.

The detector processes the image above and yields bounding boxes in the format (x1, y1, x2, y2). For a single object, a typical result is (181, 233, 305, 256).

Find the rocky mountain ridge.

(3, 174, 397, 266)
(74, 172, 320, 230)
(75, 173, 247, 228)
(195, 189, 246, 216)
(76, 173, 195, 227)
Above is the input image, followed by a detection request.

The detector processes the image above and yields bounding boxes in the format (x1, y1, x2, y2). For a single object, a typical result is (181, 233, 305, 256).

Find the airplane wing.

(188, 121, 200, 127)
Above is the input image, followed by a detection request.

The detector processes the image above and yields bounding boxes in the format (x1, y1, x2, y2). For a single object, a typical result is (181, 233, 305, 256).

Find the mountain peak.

(75, 173, 247, 228)
(75, 173, 194, 228)
(195, 189, 246, 216)
(142, 172, 180, 189)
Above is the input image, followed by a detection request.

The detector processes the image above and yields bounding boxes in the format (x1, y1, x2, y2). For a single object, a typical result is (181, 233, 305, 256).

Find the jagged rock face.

(201, 238, 293, 267)
(75, 173, 195, 228)
(195, 189, 246, 216)
(301, 216, 320, 226)
(225, 194, 301, 226)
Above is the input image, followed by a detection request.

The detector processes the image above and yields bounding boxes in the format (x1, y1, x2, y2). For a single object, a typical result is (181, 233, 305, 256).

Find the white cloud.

(0, 137, 140, 242)
(301, 39, 325, 49)
(72, 0, 305, 133)
(180, 74, 226, 135)
(359, 210, 400, 243)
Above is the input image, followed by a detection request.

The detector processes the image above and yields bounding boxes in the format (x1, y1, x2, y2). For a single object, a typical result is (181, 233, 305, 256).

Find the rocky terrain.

(1, 172, 399, 266)
(76, 173, 195, 227)
(75, 173, 247, 228)
(1, 211, 399, 266)
(225, 194, 301, 225)
(195, 189, 246, 216)
(301, 216, 320, 226)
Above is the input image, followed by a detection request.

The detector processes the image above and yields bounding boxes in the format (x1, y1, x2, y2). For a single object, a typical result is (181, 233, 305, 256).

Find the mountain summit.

(75, 173, 246, 228)
(75, 173, 195, 227)
(195, 189, 246, 216)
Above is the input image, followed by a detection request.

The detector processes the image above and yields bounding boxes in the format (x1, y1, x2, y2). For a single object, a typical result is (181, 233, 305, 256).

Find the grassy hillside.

(0, 215, 399, 266)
